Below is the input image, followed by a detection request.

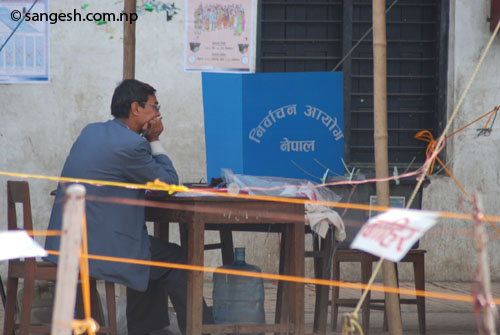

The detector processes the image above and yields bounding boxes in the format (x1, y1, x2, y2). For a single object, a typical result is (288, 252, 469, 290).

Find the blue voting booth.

(202, 72, 344, 181)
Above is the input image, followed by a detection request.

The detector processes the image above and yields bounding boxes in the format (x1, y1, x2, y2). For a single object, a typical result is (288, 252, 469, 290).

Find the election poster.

(185, 0, 253, 72)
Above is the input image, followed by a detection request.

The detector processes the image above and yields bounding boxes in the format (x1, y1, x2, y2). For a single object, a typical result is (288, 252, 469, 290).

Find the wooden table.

(145, 195, 305, 335)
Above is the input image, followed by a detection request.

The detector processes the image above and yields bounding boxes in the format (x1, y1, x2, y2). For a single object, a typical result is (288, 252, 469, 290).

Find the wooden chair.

(330, 249, 426, 335)
(3, 180, 117, 335)
(0, 274, 6, 309)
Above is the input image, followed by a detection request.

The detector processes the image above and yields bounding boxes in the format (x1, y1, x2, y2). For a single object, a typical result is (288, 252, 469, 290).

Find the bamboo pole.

(123, 0, 136, 80)
(121, 0, 137, 297)
(51, 184, 86, 335)
(372, 0, 403, 334)
(472, 195, 498, 335)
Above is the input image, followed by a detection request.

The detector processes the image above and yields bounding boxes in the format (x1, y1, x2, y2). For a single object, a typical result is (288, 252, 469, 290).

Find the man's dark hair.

(111, 79, 156, 118)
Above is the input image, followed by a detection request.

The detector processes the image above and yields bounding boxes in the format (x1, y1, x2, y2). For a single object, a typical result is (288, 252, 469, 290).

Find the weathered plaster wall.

(0, 0, 124, 279)
(419, 0, 500, 281)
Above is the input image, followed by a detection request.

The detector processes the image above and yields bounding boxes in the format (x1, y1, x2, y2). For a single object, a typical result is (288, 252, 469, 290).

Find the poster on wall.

(0, 0, 50, 83)
(184, 0, 253, 73)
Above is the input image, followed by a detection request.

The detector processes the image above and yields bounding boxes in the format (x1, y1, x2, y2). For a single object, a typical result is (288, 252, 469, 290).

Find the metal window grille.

(256, 0, 448, 170)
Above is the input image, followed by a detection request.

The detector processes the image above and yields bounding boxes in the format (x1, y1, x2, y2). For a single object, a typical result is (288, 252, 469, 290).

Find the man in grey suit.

(45, 79, 212, 335)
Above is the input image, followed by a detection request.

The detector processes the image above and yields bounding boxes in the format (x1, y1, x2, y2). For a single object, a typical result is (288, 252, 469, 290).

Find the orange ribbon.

(414, 130, 446, 175)
(415, 130, 500, 235)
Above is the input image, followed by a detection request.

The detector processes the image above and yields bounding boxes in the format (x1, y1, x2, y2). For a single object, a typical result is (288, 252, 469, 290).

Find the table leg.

(289, 220, 305, 335)
(275, 226, 289, 329)
(153, 220, 170, 241)
(219, 227, 234, 265)
(313, 228, 334, 334)
(186, 218, 205, 335)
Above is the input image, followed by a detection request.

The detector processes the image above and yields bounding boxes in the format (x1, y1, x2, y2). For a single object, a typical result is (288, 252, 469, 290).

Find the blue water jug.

(212, 247, 266, 325)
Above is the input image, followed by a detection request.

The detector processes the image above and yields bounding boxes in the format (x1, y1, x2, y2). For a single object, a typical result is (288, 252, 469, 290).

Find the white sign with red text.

(351, 209, 438, 262)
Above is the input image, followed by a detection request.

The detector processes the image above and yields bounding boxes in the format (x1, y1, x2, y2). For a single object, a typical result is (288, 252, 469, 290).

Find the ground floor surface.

(0, 281, 494, 334)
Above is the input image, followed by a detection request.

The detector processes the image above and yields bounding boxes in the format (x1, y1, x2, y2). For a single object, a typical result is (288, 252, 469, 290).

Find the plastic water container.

(212, 247, 265, 325)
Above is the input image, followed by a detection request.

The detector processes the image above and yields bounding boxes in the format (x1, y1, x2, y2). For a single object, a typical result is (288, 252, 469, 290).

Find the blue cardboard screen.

(202, 72, 344, 181)
(202, 74, 244, 180)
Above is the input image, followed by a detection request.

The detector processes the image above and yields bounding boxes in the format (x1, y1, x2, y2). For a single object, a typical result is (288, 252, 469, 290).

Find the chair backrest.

(7, 181, 33, 231)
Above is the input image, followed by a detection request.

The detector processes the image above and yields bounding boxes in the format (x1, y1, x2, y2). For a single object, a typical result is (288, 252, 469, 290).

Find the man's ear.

(130, 101, 140, 116)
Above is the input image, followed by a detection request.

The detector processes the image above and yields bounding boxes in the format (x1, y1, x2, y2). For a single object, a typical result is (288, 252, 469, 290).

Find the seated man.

(45, 79, 213, 335)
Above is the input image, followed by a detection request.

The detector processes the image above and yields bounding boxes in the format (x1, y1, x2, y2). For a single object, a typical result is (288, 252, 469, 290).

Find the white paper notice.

(0, 231, 47, 261)
(350, 209, 438, 262)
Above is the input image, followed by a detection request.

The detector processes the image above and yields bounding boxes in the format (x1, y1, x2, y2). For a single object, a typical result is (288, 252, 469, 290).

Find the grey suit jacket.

(45, 118, 178, 291)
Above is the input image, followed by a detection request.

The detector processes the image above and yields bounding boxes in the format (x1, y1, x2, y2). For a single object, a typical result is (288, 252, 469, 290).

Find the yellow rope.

(71, 318, 100, 335)
(353, 259, 384, 315)
(79, 214, 95, 335)
(145, 179, 189, 194)
(342, 257, 383, 334)
(0, 171, 188, 194)
(8, 168, 500, 223)
(46, 249, 500, 304)
(342, 312, 364, 335)
(52, 318, 99, 334)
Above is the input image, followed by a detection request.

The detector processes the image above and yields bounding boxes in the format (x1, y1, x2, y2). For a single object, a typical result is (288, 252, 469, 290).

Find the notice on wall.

(369, 195, 405, 218)
(351, 209, 438, 262)
(184, 0, 253, 73)
(0, 0, 50, 83)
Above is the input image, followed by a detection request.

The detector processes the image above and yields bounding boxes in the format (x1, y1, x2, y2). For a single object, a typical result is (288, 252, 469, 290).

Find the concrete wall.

(1, 0, 500, 284)
(419, 0, 500, 282)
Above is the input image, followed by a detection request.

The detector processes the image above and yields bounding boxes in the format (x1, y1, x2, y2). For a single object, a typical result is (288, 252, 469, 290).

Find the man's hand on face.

(142, 116, 164, 142)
